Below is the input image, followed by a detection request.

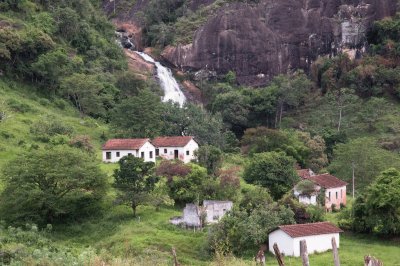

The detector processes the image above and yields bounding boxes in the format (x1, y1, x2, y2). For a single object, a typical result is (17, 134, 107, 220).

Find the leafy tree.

(111, 90, 163, 138)
(297, 131, 328, 171)
(352, 168, 400, 235)
(211, 90, 250, 134)
(239, 186, 273, 212)
(167, 164, 217, 204)
(208, 203, 295, 255)
(326, 88, 359, 132)
(329, 137, 400, 193)
(0, 146, 107, 225)
(61, 73, 115, 117)
(243, 152, 299, 200)
(357, 97, 387, 132)
(272, 71, 312, 127)
(161, 103, 227, 148)
(113, 155, 159, 217)
(241, 127, 309, 166)
(32, 49, 80, 91)
(148, 177, 175, 211)
(156, 159, 191, 182)
(195, 145, 223, 175)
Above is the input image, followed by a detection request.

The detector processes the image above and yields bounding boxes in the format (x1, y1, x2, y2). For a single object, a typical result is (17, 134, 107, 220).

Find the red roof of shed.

(102, 139, 150, 150)
(276, 222, 343, 238)
(307, 174, 348, 189)
(152, 136, 194, 147)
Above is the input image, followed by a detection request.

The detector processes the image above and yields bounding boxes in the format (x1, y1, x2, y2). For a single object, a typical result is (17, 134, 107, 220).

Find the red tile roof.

(276, 222, 343, 238)
(152, 136, 194, 147)
(307, 174, 348, 189)
(297, 169, 314, 179)
(102, 139, 150, 150)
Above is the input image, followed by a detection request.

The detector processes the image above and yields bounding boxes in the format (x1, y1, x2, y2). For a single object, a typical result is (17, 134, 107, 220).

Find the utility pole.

(352, 162, 355, 198)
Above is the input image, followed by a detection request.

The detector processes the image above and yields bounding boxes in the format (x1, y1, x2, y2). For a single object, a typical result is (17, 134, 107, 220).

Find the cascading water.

(135, 52, 186, 107)
(115, 31, 186, 107)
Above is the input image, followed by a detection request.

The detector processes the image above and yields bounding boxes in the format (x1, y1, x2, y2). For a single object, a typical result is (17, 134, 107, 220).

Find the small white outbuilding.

(268, 222, 343, 257)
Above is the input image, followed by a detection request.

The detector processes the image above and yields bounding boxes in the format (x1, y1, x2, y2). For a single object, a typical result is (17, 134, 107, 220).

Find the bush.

(30, 117, 73, 142)
(306, 205, 325, 222)
(6, 99, 33, 113)
(69, 135, 94, 153)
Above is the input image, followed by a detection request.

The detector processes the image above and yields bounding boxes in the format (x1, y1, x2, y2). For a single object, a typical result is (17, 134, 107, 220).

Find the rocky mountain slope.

(104, 0, 397, 86)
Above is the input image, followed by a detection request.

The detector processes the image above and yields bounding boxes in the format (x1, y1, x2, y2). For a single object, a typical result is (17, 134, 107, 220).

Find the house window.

(106, 152, 111, 160)
(186, 150, 190, 156)
(150, 151, 153, 159)
(128, 153, 132, 156)
(328, 192, 331, 200)
(336, 192, 338, 199)
(141, 152, 144, 158)
(164, 148, 167, 154)
(156, 149, 159, 156)
(116, 152, 120, 157)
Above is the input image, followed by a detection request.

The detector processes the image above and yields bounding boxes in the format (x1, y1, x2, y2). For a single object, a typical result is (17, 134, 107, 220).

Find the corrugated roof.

(152, 136, 194, 147)
(307, 174, 348, 189)
(102, 138, 150, 150)
(276, 222, 343, 238)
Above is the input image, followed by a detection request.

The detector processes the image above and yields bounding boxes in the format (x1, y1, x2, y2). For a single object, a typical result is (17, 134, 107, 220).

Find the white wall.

(102, 142, 156, 163)
(156, 139, 199, 163)
(269, 230, 340, 257)
(139, 141, 156, 162)
(269, 230, 294, 256)
(204, 201, 233, 224)
(292, 233, 340, 257)
(299, 195, 317, 205)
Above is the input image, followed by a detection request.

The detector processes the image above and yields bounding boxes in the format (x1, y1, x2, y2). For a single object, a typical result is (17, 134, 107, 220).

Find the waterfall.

(115, 31, 186, 107)
(135, 52, 186, 107)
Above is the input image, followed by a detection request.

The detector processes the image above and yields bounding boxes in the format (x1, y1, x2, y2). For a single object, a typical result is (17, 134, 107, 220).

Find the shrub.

(30, 117, 73, 142)
(6, 99, 33, 113)
(69, 135, 94, 153)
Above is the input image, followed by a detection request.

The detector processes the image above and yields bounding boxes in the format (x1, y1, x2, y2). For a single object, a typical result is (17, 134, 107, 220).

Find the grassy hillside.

(0, 78, 109, 170)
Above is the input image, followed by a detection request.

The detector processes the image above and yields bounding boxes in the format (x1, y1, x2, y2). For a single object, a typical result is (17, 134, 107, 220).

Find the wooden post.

(273, 243, 285, 266)
(255, 245, 266, 266)
(300, 240, 310, 266)
(352, 162, 355, 198)
(364, 255, 383, 266)
(332, 237, 340, 266)
(172, 247, 180, 266)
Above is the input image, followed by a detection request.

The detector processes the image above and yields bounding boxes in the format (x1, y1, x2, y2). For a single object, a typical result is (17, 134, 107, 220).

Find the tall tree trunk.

(132, 202, 137, 217)
(337, 107, 342, 132)
(279, 102, 284, 128)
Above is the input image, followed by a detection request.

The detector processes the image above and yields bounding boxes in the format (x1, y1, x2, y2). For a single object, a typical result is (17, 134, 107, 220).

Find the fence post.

(172, 247, 180, 266)
(273, 243, 285, 266)
(332, 237, 340, 266)
(364, 255, 383, 266)
(300, 240, 310, 266)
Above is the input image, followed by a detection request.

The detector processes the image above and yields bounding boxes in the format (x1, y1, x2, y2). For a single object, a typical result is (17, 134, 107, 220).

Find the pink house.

(307, 174, 348, 211)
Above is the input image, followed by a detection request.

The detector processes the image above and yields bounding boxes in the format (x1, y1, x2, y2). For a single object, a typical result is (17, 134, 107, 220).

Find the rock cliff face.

(162, 0, 397, 86)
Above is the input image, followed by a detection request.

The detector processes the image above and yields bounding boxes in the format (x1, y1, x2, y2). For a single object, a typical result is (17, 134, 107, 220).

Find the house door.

(174, 150, 179, 159)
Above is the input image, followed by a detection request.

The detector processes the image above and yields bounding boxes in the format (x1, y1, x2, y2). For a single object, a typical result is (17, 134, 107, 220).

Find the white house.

(152, 136, 199, 163)
(102, 138, 156, 163)
(268, 222, 343, 257)
(293, 181, 321, 206)
(170, 200, 233, 227)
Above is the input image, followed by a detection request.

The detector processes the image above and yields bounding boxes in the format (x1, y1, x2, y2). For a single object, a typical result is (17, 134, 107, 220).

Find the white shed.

(268, 222, 343, 257)
(102, 138, 156, 163)
(152, 136, 199, 163)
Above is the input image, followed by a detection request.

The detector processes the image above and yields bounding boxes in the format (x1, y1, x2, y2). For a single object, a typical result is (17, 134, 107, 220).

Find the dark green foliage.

(195, 145, 223, 175)
(368, 15, 400, 57)
(351, 168, 400, 235)
(208, 203, 295, 255)
(243, 152, 299, 200)
(0, 146, 108, 226)
(239, 186, 273, 212)
(295, 180, 317, 196)
(111, 90, 163, 138)
(113, 155, 159, 216)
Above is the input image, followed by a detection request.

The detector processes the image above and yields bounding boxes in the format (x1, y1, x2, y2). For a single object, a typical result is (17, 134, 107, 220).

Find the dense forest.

(1, 0, 400, 265)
